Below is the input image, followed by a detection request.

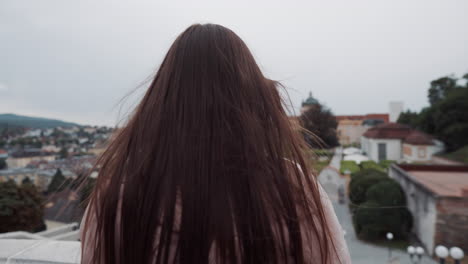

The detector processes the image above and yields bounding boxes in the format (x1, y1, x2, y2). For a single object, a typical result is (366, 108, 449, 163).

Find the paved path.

(318, 148, 436, 264)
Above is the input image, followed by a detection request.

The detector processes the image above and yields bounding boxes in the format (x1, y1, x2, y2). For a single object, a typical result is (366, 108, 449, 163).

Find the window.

(418, 147, 426, 158)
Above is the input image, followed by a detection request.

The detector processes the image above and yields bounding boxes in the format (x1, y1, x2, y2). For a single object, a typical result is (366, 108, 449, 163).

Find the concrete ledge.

(0, 231, 45, 240)
(0, 239, 80, 264)
(36, 223, 79, 239)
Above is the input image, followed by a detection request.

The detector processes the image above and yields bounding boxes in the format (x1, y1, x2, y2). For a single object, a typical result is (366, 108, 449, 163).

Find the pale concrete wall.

(363, 138, 401, 162)
(337, 122, 367, 145)
(403, 143, 445, 163)
(389, 166, 437, 252)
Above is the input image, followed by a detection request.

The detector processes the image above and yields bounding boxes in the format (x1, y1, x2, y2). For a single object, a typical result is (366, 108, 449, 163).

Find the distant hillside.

(0, 113, 81, 129)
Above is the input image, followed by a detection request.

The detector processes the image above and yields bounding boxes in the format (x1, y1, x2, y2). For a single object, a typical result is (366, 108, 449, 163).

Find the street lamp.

(435, 245, 449, 264)
(407, 245, 424, 264)
(449, 247, 464, 264)
(386, 232, 394, 259)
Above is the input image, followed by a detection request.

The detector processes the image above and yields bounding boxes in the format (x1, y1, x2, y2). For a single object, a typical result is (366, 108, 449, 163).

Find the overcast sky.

(1, 0, 467, 126)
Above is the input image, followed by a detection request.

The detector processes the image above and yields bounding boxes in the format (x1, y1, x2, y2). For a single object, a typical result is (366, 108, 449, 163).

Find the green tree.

(47, 169, 67, 193)
(431, 87, 468, 151)
(0, 180, 44, 233)
(397, 73, 468, 152)
(428, 76, 457, 105)
(397, 110, 419, 128)
(300, 104, 339, 149)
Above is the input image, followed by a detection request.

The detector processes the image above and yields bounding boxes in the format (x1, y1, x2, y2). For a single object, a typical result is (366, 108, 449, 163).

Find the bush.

(349, 170, 387, 205)
(360, 161, 385, 172)
(379, 160, 396, 169)
(349, 169, 413, 241)
(366, 180, 406, 206)
(340, 160, 360, 174)
(353, 200, 412, 240)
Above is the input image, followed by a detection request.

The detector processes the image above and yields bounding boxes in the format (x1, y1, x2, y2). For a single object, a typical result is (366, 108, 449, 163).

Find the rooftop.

(336, 113, 389, 123)
(403, 130, 434, 145)
(394, 164, 468, 198)
(363, 123, 435, 145)
(301, 92, 319, 106)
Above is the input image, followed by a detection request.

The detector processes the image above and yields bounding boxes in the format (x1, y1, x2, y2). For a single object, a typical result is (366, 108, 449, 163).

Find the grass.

(360, 160, 385, 172)
(311, 160, 330, 174)
(439, 145, 468, 164)
(340, 160, 360, 174)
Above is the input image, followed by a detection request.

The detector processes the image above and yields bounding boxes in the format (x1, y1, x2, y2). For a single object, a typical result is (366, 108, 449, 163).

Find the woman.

(81, 23, 350, 264)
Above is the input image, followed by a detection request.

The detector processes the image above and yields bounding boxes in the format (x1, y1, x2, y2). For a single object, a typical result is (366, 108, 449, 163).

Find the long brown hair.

(82, 23, 335, 264)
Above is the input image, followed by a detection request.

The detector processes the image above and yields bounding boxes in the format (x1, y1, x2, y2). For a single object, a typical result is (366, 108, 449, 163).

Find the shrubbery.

(360, 161, 385, 172)
(340, 160, 360, 174)
(349, 168, 412, 241)
(378, 160, 396, 169)
(349, 169, 387, 205)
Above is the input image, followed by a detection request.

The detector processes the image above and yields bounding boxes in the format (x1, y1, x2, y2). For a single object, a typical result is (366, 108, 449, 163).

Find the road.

(318, 148, 436, 264)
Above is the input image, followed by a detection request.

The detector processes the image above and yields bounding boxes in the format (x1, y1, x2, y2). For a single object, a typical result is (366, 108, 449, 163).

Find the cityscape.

(1, 73, 467, 263)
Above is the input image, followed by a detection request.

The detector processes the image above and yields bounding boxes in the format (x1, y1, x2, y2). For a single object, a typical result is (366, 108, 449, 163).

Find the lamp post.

(434, 245, 464, 264)
(435, 245, 449, 264)
(449, 247, 464, 264)
(407, 245, 424, 264)
(386, 232, 394, 259)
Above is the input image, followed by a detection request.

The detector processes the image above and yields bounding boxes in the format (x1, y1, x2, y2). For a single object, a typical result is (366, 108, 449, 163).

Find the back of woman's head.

(83, 23, 334, 264)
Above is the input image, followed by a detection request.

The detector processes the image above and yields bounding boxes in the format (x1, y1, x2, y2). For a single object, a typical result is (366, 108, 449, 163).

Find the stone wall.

(434, 198, 468, 254)
(389, 166, 437, 251)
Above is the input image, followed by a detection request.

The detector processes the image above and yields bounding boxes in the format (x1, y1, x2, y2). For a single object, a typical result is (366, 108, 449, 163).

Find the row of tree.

(398, 74, 468, 152)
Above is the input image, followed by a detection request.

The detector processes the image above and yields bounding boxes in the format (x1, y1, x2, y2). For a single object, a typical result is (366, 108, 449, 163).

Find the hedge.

(360, 160, 385, 172)
(349, 168, 413, 241)
(340, 160, 360, 174)
(349, 169, 387, 205)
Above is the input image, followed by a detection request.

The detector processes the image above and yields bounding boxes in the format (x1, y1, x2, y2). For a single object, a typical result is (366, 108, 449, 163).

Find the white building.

(361, 123, 444, 162)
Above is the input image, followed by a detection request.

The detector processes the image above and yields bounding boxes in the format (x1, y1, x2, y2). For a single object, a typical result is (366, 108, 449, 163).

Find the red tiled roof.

(403, 130, 434, 145)
(364, 114, 390, 123)
(363, 122, 412, 139)
(363, 123, 435, 145)
(335, 113, 389, 123)
(0, 149, 7, 154)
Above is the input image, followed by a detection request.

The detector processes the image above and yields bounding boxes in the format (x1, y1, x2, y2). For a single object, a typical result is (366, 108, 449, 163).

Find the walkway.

(318, 147, 436, 264)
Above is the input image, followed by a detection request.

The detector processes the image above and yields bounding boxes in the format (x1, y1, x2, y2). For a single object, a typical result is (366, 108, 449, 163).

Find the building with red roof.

(361, 123, 444, 162)
(390, 164, 468, 255)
